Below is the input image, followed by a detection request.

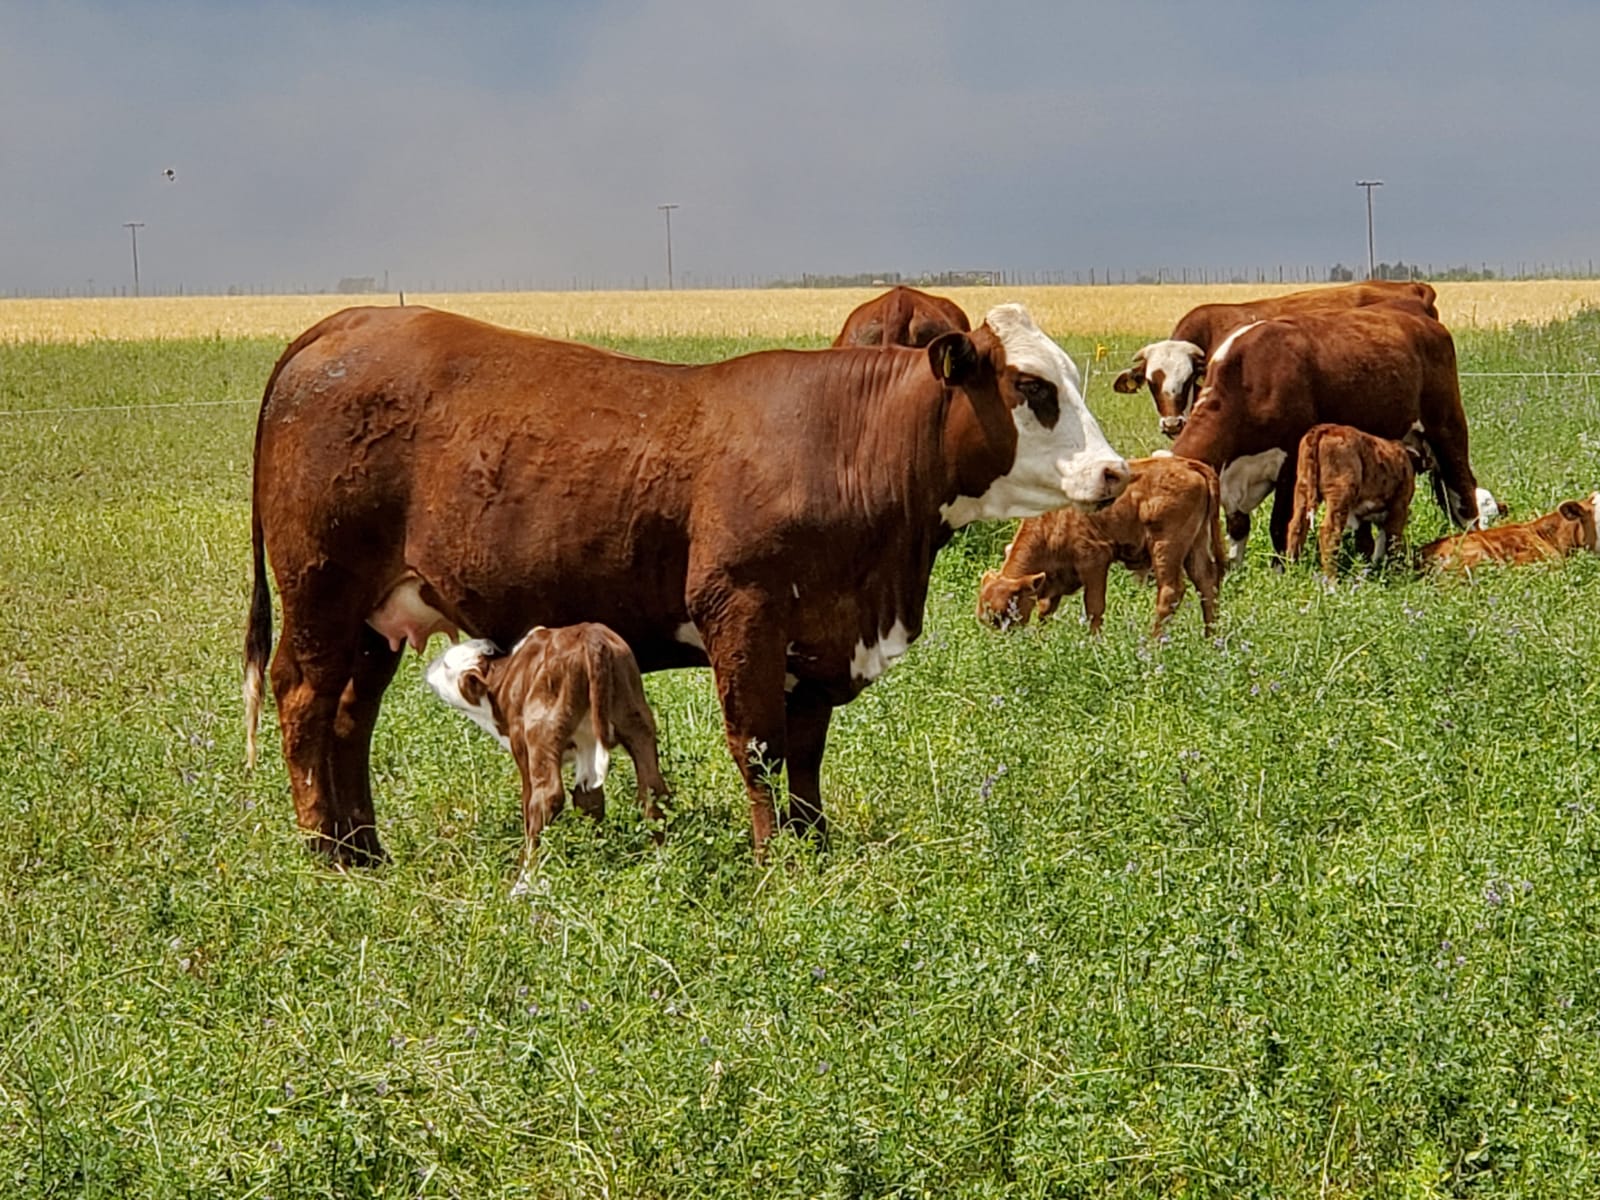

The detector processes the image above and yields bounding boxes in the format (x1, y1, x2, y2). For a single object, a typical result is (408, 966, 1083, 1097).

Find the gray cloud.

(4, 0, 1598, 294)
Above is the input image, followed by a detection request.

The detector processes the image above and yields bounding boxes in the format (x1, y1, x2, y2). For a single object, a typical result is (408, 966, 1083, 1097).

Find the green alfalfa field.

(4, 311, 1600, 1198)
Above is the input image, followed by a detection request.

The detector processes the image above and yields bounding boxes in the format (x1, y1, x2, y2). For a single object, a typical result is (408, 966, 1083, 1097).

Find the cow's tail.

(1288, 430, 1323, 560)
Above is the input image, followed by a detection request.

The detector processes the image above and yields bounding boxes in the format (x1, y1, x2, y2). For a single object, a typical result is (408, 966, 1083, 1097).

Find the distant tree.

(1328, 263, 1355, 282)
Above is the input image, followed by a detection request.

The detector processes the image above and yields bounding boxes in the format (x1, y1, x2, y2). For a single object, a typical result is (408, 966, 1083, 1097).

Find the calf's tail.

(1287, 431, 1323, 560)
(1206, 467, 1227, 578)
(585, 632, 617, 753)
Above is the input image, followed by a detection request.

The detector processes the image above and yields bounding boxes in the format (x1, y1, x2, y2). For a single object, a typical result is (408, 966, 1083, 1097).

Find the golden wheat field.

(3, 279, 1599, 344)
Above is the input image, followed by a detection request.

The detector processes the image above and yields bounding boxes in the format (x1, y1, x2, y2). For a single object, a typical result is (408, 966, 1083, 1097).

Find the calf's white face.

(424, 638, 509, 748)
(940, 304, 1129, 527)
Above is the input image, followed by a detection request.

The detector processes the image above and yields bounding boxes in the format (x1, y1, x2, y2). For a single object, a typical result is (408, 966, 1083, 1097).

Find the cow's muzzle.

(1159, 415, 1186, 437)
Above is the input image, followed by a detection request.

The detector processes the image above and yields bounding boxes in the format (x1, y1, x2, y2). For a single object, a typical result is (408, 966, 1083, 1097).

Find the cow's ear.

(1112, 369, 1143, 394)
(929, 332, 981, 386)
(1019, 571, 1047, 594)
(1559, 500, 1584, 523)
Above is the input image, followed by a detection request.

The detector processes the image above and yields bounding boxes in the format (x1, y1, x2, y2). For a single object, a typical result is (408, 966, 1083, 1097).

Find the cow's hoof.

(305, 827, 388, 869)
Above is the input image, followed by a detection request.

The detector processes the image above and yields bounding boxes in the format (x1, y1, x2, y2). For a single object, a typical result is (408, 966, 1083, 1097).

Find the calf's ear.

(459, 666, 490, 707)
(1020, 571, 1047, 594)
(928, 331, 981, 386)
(1559, 500, 1585, 523)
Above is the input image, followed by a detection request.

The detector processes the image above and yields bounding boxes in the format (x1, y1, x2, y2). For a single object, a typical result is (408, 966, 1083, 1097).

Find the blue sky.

(3, 0, 1598, 294)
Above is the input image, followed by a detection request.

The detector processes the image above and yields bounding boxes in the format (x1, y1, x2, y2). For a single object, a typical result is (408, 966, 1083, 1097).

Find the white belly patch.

(1220, 449, 1287, 515)
(851, 619, 911, 683)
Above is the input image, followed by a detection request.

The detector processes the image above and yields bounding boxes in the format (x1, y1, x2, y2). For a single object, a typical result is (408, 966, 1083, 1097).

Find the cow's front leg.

(692, 588, 791, 856)
(783, 682, 834, 841)
(1268, 457, 1298, 563)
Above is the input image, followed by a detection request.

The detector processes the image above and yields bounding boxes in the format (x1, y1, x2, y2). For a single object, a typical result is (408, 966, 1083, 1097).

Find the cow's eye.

(1016, 376, 1059, 427)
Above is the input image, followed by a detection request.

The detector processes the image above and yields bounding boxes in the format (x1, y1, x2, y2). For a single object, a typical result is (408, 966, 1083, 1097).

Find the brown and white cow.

(425, 626, 669, 892)
(1419, 494, 1600, 571)
(976, 455, 1224, 636)
(833, 286, 971, 349)
(1113, 280, 1438, 437)
(244, 303, 1128, 864)
(1286, 424, 1419, 579)
(1166, 304, 1481, 564)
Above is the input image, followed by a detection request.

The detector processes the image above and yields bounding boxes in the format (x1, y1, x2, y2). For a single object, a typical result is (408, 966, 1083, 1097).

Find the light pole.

(1356, 180, 1383, 280)
(657, 203, 679, 290)
(123, 221, 145, 296)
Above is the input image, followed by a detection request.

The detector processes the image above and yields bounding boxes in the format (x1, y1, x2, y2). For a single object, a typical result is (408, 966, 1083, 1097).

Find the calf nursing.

(976, 456, 1225, 636)
(1286, 424, 1418, 579)
(425, 625, 669, 892)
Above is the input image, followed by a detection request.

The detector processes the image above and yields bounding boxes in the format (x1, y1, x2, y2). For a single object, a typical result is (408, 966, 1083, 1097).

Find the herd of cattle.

(242, 283, 1599, 880)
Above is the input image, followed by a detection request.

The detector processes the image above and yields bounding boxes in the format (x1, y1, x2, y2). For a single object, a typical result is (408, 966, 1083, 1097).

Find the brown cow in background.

(977, 455, 1224, 636)
(1114, 280, 1438, 437)
(1167, 304, 1482, 564)
(833, 286, 970, 348)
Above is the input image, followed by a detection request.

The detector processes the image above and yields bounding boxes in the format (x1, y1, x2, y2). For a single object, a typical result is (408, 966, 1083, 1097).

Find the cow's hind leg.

(1185, 536, 1221, 635)
(691, 585, 791, 856)
(272, 592, 393, 866)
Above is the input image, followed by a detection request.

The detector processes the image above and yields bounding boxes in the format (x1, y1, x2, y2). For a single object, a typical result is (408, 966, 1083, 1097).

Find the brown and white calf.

(1286, 424, 1418, 578)
(425, 625, 669, 892)
(977, 455, 1224, 635)
(1419, 494, 1600, 571)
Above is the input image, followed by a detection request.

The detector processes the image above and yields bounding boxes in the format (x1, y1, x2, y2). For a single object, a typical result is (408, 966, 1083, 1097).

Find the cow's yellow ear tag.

(942, 345, 956, 380)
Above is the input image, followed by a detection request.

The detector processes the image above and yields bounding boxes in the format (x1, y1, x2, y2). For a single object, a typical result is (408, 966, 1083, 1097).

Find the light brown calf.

(977, 456, 1225, 635)
(1419, 494, 1600, 571)
(1286, 424, 1418, 578)
(425, 625, 669, 892)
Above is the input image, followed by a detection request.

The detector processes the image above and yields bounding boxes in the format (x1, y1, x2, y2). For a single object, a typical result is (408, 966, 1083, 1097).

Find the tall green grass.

(3, 316, 1600, 1196)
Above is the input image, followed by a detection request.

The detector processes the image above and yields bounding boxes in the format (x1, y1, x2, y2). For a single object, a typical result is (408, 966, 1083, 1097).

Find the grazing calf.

(1419, 494, 1600, 571)
(1286, 424, 1418, 578)
(425, 625, 669, 892)
(977, 456, 1224, 635)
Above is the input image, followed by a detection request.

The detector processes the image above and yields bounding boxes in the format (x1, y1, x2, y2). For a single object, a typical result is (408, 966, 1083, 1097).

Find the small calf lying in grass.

(977, 455, 1224, 635)
(1286, 423, 1418, 579)
(1419, 493, 1600, 571)
(425, 624, 669, 892)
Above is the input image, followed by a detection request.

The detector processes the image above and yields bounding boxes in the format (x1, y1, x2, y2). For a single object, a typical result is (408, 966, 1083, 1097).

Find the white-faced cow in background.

(1166, 304, 1482, 565)
(1113, 280, 1438, 438)
(244, 303, 1128, 864)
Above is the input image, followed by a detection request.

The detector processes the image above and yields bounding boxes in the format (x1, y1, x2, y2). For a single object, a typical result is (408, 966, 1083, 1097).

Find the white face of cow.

(940, 304, 1129, 528)
(1136, 340, 1206, 436)
(424, 638, 509, 748)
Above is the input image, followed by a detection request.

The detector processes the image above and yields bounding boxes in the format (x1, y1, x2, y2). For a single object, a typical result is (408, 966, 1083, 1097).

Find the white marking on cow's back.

(675, 623, 705, 650)
(850, 619, 912, 683)
(940, 303, 1126, 527)
(1194, 321, 1263, 412)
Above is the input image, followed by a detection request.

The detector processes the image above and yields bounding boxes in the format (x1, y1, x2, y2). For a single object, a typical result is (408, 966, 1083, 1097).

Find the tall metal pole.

(123, 221, 145, 296)
(657, 203, 678, 290)
(1356, 181, 1383, 280)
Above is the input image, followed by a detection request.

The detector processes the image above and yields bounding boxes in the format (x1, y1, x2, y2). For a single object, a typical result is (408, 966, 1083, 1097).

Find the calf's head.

(1114, 340, 1206, 437)
(1555, 495, 1600, 554)
(976, 568, 1047, 630)
(424, 638, 510, 748)
(933, 303, 1129, 527)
